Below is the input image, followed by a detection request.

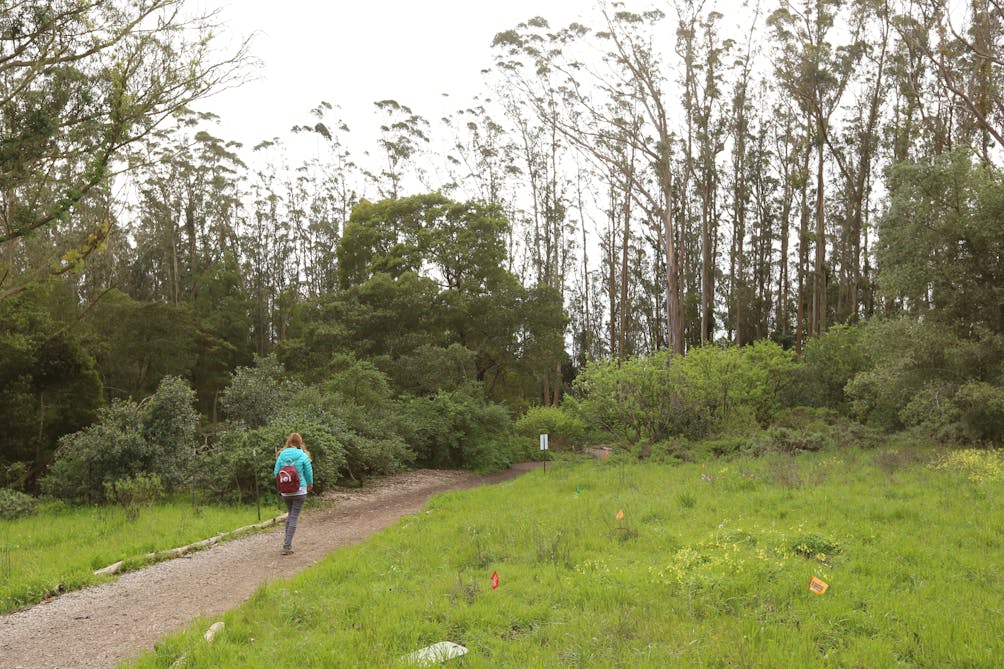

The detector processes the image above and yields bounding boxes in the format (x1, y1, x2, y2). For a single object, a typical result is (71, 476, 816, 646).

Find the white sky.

(198, 0, 596, 153)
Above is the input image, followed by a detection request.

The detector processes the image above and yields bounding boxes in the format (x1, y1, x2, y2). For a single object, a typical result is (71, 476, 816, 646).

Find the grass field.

(130, 446, 1003, 668)
(0, 498, 273, 613)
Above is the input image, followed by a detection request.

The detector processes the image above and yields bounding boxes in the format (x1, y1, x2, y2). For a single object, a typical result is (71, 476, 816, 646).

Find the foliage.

(189, 256, 256, 414)
(104, 474, 165, 521)
(0, 285, 103, 484)
(319, 357, 415, 479)
(403, 385, 516, 471)
(324, 194, 566, 404)
(0, 0, 248, 298)
(219, 354, 301, 429)
(40, 377, 199, 502)
(85, 289, 201, 401)
(206, 414, 347, 504)
(375, 344, 478, 396)
(571, 342, 798, 443)
(878, 151, 1004, 335)
(0, 489, 38, 520)
(952, 381, 1004, 445)
(514, 406, 586, 450)
(141, 376, 200, 487)
(790, 325, 869, 410)
(846, 318, 1004, 433)
(747, 426, 834, 456)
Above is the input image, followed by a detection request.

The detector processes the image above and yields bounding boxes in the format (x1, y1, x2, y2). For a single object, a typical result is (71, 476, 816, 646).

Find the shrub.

(772, 406, 842, 429)
(41, 399, 148, 503)
(570, 342, 798, 445)
(404, 386, 515, 471)
(139, 376, 199, 488)
(0, 488, 37, 520)
(40, 377, 199, 503)
(515, 406, 586, 451)
(219, 354, 301, 428)
(747, 427, 833, 456)
(0, 462, 28, 490)
(953, 381, 1004, 445)
(104, 474, 165, 521)
(790, 325, 868, 410)
(846, 318, 1004, 432)
(205, 415, 349, 504)
(701, 436, 748, 457)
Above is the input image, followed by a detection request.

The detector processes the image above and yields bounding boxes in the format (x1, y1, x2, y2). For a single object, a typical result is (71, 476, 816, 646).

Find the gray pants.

(282, 493, 307, 549)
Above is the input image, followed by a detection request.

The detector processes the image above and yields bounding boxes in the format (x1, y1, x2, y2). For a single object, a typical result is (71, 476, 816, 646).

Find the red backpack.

(276, 463, 301, 494)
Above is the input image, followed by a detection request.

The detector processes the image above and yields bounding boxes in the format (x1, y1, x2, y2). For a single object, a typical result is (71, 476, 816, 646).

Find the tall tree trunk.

(812, 123, 827, 336)
(619, 168, 633, 361)
(795, 115, 812, 353)
(663, 163, 684, 356)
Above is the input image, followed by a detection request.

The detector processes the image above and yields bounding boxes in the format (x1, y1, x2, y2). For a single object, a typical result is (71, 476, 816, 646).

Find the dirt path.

(0, 464, 541, 669)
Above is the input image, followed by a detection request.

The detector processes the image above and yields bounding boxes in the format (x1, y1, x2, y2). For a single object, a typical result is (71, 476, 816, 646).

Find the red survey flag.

(491, 571, 499, 590)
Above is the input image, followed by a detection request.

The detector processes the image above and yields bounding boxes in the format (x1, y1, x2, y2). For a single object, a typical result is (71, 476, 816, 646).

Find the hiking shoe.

(281, 547, 294, 555)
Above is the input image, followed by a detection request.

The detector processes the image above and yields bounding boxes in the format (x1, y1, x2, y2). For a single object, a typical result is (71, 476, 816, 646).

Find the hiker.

(273, 432, 313, 555)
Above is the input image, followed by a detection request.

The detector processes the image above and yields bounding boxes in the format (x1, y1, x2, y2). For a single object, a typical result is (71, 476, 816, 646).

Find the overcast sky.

(197, 0, 597, 153)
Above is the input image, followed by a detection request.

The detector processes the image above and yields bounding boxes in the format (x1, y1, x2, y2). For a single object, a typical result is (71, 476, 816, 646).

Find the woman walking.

(273, 433, 313, 555)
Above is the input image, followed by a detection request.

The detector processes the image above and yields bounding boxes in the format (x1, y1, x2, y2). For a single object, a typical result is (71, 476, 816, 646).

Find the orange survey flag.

(616, 509, 624, 520)
(808, 576, 829, 595)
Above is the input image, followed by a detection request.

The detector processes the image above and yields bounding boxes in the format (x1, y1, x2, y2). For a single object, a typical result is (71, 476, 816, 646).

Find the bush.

(41, 400, 148, 503)
(747, 427, 833, 456)
(205, 415, 349, 504)
(789, 325, 868, 410)
(139, 376, 199, 488)
(404, 386, 516, 471)
(570, 342, 798, 444)
(104, 474, 165, 521)
(40, 377, 199, 503)
(514, 406, 586, 451)
(0, 488, 37, 520)
(219, 354, 301, 428)
(846, 318, 1004, 432)
(772, 406, 842, 429)
(953, 381, 1004, 445)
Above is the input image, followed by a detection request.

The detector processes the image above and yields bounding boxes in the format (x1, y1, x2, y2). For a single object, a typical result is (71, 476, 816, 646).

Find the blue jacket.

(273, 447, 313, 495)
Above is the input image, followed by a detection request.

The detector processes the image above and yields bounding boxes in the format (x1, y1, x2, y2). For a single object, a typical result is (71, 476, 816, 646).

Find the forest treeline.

(1, 1, 1003, 504)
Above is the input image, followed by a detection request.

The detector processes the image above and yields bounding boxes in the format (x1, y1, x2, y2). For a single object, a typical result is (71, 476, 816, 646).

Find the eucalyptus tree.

(769, 98, 808, 347)
(893, 0, 1004, 164)
(129, 114, 246, 304)
(675, 2, 732, 346)
(0, 0, 250, 301)
(365, 100, 430, 200)
(589, 6, 692, 355)
(443, 101, 519, 211)
(726, 16, 757, 346)
(768, 0, 864, 338)
(827, 0, 891, 323)
(493, 7, 689, 355)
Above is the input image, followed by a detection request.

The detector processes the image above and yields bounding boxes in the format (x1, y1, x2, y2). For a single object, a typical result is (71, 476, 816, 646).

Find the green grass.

(0, 497, 274, 613)
(130, 446, 1003, 668)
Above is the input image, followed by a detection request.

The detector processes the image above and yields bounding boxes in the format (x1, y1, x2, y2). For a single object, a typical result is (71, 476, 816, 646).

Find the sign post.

(539, 433, 549, 471)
